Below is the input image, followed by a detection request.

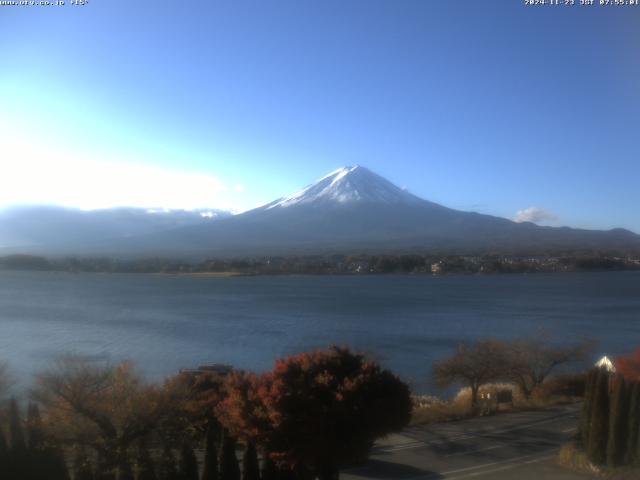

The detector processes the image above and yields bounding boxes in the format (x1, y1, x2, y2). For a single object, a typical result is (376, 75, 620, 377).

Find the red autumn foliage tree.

(616, 349, 640, 382)
(217, 346, 412, 480)
(216, 371, 269, 443)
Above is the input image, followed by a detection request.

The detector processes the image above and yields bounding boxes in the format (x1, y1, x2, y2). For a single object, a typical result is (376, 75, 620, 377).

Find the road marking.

(407, 450, 557, 480)
(444, 454, 555, 479)
(378, 413, 576, 453)
(444, 444, 503, 457)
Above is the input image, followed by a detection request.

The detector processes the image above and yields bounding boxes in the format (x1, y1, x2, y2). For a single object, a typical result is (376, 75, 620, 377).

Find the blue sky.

(1, 1, 638, 231)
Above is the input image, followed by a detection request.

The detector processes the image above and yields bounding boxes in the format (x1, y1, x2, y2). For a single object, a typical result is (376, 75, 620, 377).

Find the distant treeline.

(1, 253, 639, 275)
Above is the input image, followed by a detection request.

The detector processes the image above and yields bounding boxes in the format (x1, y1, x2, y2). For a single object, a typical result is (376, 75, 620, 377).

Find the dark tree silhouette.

(95, 449, 116, 480)
(202, 423, 219, 480)
(587, 370, 610, 465)
(8, 398, 26, 452)
(26, 402, 65, 480)
(260, 457, 277, 480)
(135, 441, 156, 480)
(624, 381, 640, 465)
(242, 442, 260, 480)
(26, 403, 44, 452)
(73, 446, 95, 480)
(580, 369, 598, 447)
(0, 428, 9, 475)
(157, 445, 179, 480)
(606, 376, 629, 466)
(218, 431, 240, 480)
(7, 398, 27, 478)
(179, 440, 199, 480)
(117, 452, 135, 480)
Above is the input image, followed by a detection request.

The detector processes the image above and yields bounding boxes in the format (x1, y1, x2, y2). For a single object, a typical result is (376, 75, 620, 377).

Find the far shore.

(154, 271, 254, 277)
(1, 252, 639, 276)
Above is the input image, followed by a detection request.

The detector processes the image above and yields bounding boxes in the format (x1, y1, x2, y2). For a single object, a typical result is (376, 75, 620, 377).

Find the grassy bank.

(557, 442, 640, 479)
(411, 381, 582, 426)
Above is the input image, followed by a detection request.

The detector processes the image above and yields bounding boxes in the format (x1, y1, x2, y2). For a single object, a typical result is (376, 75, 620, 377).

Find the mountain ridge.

(0, 206, 231, 254)
(97, 166, 639, 258)
(1, 166, 638, 258)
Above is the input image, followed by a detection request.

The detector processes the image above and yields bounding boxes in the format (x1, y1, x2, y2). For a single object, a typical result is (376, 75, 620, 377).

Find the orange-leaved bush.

(616, 349, 640, 382)
(217, 346, 412, 480)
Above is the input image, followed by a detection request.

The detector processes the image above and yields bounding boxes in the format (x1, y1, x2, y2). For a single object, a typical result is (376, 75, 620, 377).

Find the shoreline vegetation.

(1, 252, 639, 276)
(154, 271, 253, 278)
(0, 338, 597, 479)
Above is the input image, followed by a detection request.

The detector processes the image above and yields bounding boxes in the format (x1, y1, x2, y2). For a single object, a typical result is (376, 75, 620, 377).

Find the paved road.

(342, 404, 592, 480)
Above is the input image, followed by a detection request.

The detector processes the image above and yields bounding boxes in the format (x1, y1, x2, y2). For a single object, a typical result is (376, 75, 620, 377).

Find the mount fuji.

(2, 166, 638, 257)
(259, 166, 424, 209)
(108, 165, 640, 257)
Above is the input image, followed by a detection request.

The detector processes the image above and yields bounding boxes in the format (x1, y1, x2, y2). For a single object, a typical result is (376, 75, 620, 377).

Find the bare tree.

(503, 336, 593, 399)
(433, 340, 509, 410)
(32, 356, 176, 476)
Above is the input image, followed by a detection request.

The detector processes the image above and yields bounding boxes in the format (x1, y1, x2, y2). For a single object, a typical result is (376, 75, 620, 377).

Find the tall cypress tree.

(202, 425, 219, 480)
(26, 403, 44, 452)
(580, 369, 598, 448)
(260, 457, 277, 480)
(625, 381, 640, 465)
(48, 446, 71, 480)
(8, 398, 27, 479)
(157, 445, 179, 480)
(637, 386, 640, 464)
(277, 467, 296, 480)
(587, 370, 610, 465)
(117, 451, 135, 480)
(0, 428, 9, 475)
(26, 403, 45, 480)
(24, 402, 69, 480)
(607, 376, 629, 466)
(95, 449, 116, 480)
(73, 446, 95, 480)
(242, 442, 260, 480)
(218, 431, 240, 480)
(8, 398, 26, 452)
(135, 441, 156, 480)
(179, 441, 199, 480)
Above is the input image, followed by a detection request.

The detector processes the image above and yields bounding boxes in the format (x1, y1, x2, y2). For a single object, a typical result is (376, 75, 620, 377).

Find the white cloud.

(514, 207, 558, 224)
(0, 132, 245, 211)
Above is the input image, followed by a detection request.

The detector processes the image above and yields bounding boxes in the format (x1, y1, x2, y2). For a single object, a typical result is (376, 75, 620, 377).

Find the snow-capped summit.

(262, 165, 422, 210)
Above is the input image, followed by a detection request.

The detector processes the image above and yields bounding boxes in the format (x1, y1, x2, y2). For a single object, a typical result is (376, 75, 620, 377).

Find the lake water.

(0, 270, 639, 394)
